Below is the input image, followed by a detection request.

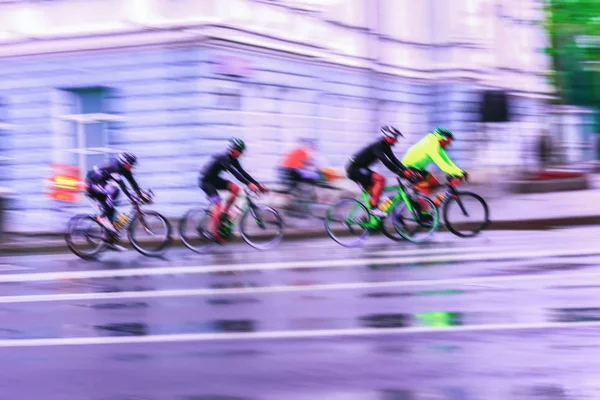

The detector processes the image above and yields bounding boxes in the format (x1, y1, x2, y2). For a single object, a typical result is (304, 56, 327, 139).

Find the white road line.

(0, 246, 597, 283)
(0, 264, 31, 272)
(371, 245, 523, 257)
(5, 268, 600, 304)
(2, 320, 600, 347)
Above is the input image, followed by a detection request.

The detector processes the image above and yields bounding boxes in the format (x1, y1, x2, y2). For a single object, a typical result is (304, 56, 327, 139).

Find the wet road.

(2, 228, 600, 399)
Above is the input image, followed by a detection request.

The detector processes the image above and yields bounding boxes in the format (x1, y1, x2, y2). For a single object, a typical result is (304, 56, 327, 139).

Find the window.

(52, 87, 123, 178)
(214, 87, 243, 137)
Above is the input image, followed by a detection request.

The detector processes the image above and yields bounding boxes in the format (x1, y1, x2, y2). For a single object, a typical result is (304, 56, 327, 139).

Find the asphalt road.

(2, 228, 600, 399)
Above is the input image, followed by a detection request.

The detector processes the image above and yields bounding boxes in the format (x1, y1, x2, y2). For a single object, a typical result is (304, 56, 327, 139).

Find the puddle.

(77, 302, 149, 310)
(551, 308, 600, 322)
(95, 322, 148, 336)
(110, 353, 152, 362)
(380, 388, 469, 400)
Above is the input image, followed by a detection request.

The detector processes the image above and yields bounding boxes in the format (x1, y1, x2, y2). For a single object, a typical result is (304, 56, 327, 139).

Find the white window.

(52, 87, 124, 178)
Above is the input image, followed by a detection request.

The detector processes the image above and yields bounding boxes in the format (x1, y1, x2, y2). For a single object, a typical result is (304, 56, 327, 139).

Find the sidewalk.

(2, 174, 600, 255)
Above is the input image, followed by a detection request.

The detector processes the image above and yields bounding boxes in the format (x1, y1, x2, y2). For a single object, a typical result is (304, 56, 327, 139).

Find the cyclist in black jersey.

(86, 152, 150, 250)
(346, 126, 415, 217)
(199, 138, 267, 241)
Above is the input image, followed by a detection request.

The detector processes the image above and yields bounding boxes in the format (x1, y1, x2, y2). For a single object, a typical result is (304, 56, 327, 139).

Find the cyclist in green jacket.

(402, 127, 468, 201)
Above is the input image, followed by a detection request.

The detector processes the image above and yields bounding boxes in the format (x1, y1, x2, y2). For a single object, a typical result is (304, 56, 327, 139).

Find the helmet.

(228, 137, 245, 152)
(432, 127, 454, 140)
(118, 151, 137, 166)
(381, 125, 403, 139)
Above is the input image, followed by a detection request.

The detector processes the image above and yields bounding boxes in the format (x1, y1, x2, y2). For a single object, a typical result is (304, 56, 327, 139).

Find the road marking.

(0, 264, 31, 272)
(0, 246, 598, 283)
(5, 268, 600, 304)
(371, 245, 523, 257)
(2, 320, 600, 347)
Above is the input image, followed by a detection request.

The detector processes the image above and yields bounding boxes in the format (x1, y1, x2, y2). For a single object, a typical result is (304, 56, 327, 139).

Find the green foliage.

(544, 0, 600, 128)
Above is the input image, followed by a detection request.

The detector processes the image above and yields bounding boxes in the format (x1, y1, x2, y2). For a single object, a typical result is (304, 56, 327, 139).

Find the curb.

(508, 176, 590, 194)
(1, 215, 600, 255)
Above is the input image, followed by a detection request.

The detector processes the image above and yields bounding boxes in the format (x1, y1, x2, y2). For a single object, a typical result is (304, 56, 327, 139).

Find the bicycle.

(274, 173, 342, 221)
(179, 188, 284, 253)
(434, 176, 490, 238)
(65, 190, 172, 260)
(325, 176, 439, 247)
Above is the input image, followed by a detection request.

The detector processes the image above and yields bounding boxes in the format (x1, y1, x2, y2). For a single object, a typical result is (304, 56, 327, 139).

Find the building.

(0, 0, 565, 231)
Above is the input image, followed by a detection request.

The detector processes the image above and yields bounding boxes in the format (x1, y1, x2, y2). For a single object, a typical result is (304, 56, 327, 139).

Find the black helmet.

(118, 151, 137, 166)
(381, 125, 403, 139)
(229, 137, 246, 152)
(432, 127, 454, 140)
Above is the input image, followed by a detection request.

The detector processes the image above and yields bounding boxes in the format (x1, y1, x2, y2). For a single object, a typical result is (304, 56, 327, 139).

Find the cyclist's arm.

(230, 158, 260, 186)
(380, 146, 408, 174)
(121, 169, 143, 195)
(110, 173, 134, 199)
(428, 146, 464, 176)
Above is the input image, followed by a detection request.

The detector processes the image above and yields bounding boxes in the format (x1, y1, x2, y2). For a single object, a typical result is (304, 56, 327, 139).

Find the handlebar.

(130, 189, 154, 206)
(244, 188, 264, 198)
(446, 175, 468, 186)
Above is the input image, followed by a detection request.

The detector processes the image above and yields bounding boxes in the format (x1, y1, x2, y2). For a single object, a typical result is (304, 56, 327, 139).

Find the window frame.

(53, 88, 125, 179)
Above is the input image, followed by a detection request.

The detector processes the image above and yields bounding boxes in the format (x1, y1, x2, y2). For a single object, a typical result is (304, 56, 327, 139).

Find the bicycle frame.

(218, 190, 263, 236)
(347, 177, 418, 231)
(436, 178, 463, 206)
(438, 178, 470, 215)
(87, 194, 145, 234)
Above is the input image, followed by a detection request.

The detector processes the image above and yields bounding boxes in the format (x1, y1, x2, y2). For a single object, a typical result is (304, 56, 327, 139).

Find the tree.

(544, 0, 600, 129)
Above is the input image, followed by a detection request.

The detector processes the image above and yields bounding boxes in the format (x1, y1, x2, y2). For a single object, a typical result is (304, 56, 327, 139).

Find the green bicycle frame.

(346, 183, 417, 231)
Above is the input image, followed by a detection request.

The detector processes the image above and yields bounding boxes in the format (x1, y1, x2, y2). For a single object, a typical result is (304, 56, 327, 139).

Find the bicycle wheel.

(239, 205, 284, 250)
(443, 191, 490, 238)
(65, 214, 107, 260)
(128, 211, 172, 257)
(178, 208, 218, 253)
(392, 194, 439, 243)
(381, 212, 405, 241)
(324, 198, 371, 247)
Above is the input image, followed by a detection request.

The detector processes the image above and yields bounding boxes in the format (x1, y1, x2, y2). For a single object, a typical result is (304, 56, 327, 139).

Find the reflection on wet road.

(2, 228, 600, 398)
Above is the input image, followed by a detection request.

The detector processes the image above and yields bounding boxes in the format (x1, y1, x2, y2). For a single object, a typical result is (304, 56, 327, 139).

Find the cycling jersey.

(200, 153, 259, 186)
(281, 148, 310, 169)
(402, 134, 464, 177)
(85, 158, 143, 221)
(86, 158, 142, 198)
(347, 139, 405, 172)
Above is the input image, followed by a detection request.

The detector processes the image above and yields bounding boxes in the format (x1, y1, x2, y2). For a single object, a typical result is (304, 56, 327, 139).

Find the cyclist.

(86, 152, 149, 250)
(279, 138, 322, 191)
(346, 125, 414, 218)
(401, 127, 468, 202)
(199, 137, 267, 242)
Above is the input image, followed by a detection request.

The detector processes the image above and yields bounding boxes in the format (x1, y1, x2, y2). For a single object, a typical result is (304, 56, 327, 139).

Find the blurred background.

(0, 0, 597, 235)
(0, 2, 600, 399)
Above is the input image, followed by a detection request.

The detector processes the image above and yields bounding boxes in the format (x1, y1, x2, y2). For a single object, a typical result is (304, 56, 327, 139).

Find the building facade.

(0, 0, 563, 231)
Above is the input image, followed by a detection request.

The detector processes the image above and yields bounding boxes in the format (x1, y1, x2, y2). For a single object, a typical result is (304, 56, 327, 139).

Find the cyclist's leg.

(89, 183, 117, 233)
(223, 180, 239, 215)
(104, 183, 120, 222)
(200, 180, 223, 238)
(104, 184, 125, 248)
(411, 170, 439, 221)
(285, 168, 301, 192)
(346, 164, 373, 197)
(347, 165, 378, 206)
(370, 172, 385, 209)
(414, 172, 440, 197)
